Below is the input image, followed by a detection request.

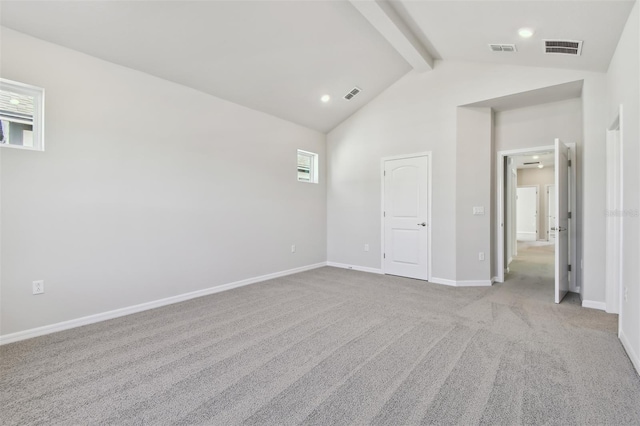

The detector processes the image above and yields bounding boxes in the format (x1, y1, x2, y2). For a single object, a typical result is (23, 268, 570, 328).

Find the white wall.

(494, 98, 583, 152)
(327, 60, 606, 292)
(0, 28, 327, 336)
(456, 107, 492, 281)
(495, 98, 583, 287)
(518, 167, 556, 241)
(606, 1, 640, 371)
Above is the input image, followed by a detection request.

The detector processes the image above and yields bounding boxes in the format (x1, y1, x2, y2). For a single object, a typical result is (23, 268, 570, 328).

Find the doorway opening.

(496, 141, 577, 304)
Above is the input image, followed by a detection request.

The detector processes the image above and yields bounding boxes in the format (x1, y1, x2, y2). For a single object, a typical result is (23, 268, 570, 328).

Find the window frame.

(297, 149, 318, 184)
(0, 78, 45, 152)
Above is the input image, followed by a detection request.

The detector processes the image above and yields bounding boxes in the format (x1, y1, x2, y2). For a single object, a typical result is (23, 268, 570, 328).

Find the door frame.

(380, 152, 433, 281)
(516, 184, 540, 242)
(605, 105, 623, 316)
(496, 144, 577, 290)
(545, 183, 555, 241)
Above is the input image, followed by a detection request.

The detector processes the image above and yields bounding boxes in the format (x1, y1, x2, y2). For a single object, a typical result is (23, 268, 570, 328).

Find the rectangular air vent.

(489, 44, 517, 52)
(344, 87, 361, 100)
(544, 40, 583, 56)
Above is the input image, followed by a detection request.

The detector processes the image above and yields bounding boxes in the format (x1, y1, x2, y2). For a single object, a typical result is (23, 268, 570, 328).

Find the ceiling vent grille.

(544, 40, 583, 56)
(344, 87, 361, 101)
(489, 44, 517, 52)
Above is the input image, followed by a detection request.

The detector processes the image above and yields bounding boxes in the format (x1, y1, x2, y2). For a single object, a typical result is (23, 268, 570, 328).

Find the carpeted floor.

(1, 249, 639, 425)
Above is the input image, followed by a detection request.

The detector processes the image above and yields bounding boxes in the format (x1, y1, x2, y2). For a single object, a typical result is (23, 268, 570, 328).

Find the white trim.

(455, 279, 493, 287)
(620, 329, 640, 375)
(0, 262, 326, 345)
(429, 277, 457, 286)
(326, 262, 383, 274)
(581, 300, 607, 311)
(380, 152, 432, 281)
(429, 277, 493, 287)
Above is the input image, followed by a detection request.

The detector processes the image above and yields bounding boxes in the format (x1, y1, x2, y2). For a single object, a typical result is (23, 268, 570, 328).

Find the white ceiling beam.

(349, 0, 433, 72)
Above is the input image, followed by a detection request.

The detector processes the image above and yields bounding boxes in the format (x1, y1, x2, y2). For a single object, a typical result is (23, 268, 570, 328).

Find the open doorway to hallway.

(505, 151, 558, 302)
(497, 141, 577, 304)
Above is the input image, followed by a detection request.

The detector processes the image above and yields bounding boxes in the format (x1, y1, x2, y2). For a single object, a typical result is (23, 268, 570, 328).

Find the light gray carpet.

(1, 249, 639, 425)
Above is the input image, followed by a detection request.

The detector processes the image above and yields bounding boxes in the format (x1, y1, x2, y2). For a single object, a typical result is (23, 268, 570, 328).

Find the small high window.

(0, 79, 45, 151)
(297, 149, 318, 183)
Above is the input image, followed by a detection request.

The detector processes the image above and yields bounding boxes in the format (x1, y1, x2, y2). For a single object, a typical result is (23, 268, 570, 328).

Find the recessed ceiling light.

(518, 28, 535, 38)
(9, 99, 20, 105)
(532, 155, 539, 159)
(320, 95, 330, 103)
(538, 164, 544, 169)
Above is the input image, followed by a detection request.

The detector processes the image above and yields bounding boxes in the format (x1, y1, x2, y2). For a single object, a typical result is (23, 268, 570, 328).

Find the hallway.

(504, 241, 567, 304)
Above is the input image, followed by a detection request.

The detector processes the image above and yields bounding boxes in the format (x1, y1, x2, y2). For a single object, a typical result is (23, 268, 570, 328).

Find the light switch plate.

(473, 206, 485, 215)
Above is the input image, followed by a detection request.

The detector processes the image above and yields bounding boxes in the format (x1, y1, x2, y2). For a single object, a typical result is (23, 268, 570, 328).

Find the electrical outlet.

(364, 244, 369, 252)
(478, 252, 485, 261)
(33, 280, 44, 295)
(291, 244, 296, 253)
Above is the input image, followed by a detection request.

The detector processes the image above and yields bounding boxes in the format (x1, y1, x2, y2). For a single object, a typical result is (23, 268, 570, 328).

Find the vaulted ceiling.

(0, 1, 635, 133)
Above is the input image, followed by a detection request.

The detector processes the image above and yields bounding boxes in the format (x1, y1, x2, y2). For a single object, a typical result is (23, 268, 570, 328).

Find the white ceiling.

(464, 80, 583, 111)
(0, 1, 635, 133)
(393, 0, 635, 72)
(0, 0, 410, 133)
(513, 152, 555, 169)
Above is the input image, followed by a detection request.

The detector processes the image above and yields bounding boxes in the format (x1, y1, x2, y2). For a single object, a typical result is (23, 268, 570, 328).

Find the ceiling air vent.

(344, 87, 361, 101)
(544, 40, 583, 56)
(489, 44, 517, 52)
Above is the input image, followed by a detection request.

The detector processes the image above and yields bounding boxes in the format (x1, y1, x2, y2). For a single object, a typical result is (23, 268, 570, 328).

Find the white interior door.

(555, 139, 570, 303)
(384, 156, 429, 280)
(516, 186, 538, 241)
(548, 185, 556, 241)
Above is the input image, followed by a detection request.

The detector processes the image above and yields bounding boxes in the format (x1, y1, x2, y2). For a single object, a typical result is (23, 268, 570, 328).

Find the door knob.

(418, 222, 426, 227)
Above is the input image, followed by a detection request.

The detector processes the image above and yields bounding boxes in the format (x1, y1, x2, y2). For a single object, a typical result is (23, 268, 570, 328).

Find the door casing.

(496, 144, 577, 292)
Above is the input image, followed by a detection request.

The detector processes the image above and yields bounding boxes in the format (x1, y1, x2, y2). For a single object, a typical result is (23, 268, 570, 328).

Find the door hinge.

(383, 211, 386, 217)
(568, 160, 572, 167)
(568, 265, 572, 272)
(568, 212, 572, 219)
(384, 171, 386, 176)
(384, 253, 386, 259)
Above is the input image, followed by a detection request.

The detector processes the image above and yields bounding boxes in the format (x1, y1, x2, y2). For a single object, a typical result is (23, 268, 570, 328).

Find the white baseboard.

(581, 300, 607, 311)
(455, 279, 493, 287)
(619, 330, 640, 375)
(326, 262, 383, 274)
(0, 262, 327, 346)
(429, 277, 493, 287)
(429, 277, 457, 286)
